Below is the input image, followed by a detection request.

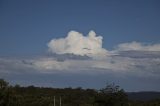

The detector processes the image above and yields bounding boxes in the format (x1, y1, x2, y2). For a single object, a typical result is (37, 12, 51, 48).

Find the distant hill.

(127, 91, 160, 101)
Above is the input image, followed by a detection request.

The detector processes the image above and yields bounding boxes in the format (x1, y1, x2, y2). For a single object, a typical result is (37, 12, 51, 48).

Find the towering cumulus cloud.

(47, 30, 108, 58)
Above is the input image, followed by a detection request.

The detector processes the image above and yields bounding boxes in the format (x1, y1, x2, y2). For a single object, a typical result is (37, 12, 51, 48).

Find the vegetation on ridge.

(0, 79, 160, 106)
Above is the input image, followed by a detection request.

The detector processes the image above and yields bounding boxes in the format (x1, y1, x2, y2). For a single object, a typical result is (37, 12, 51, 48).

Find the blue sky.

(0, 0, 160, 91)
(0, 0, 160, 55)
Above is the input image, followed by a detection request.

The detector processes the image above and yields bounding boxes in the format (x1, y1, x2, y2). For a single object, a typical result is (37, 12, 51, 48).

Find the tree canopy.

(0, 79, 160, 106)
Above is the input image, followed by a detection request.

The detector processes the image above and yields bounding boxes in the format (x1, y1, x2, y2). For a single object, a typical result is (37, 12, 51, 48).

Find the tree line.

(0, 79, 160, 106)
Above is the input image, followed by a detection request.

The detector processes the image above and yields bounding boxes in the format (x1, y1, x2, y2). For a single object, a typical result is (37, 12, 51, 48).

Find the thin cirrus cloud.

(0, 30, 160, 78)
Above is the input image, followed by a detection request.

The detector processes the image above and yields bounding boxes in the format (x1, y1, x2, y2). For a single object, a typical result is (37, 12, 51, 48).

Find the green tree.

(95, 83, 128, 106)
(0, 79, 21, 106)
(0, 79, 9, 106)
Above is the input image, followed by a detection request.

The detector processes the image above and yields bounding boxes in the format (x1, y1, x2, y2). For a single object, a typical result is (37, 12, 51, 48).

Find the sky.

(0, 0, 160, 91)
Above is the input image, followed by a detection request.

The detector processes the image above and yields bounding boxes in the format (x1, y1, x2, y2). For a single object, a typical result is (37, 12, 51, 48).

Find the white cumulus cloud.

(47, 30, 109, 58)
(115, 41, 160, 51)
(1, 31, 160, 77)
